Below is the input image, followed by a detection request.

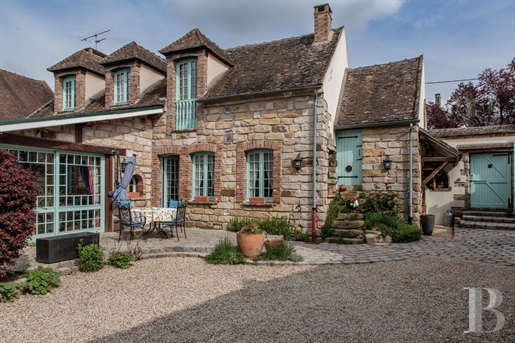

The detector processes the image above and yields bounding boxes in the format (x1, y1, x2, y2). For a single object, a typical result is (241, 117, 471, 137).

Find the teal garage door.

(470, 153, 511, 208)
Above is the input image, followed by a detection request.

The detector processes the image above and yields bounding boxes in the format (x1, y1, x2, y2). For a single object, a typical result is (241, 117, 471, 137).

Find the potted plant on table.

(236, 222, 265, 258)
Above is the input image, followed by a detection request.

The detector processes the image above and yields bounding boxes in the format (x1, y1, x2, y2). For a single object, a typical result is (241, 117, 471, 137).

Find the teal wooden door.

(470, 153, 511, 208)
(336, 129, 362, 186)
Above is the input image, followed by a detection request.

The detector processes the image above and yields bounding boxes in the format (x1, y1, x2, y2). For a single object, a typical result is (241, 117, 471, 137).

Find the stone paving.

(10, 226, 515, 274)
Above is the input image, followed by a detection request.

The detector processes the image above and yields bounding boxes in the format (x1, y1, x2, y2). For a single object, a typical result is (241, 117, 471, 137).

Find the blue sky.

(1, 0, 514, 103)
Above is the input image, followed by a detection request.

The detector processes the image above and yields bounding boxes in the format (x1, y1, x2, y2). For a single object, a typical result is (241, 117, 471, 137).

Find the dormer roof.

(0, 69, 53, 120)
(47, 48, 106, 75)
(102, 41, 166, 72)
(202, 27, 343, 101)
(336, 56, 424, 127)
(160, 28, 233, 66)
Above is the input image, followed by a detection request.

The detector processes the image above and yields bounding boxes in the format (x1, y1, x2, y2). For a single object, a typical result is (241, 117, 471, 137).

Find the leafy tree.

(427, 58, 515, 128)
(0, 150, 38, 279)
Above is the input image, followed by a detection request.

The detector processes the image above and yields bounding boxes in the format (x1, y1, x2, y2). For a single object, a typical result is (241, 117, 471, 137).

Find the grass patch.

(205, 238, 246, 265)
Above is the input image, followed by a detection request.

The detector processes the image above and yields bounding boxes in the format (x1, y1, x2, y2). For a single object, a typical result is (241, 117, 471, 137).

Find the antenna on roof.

(81, 30, 111, 50)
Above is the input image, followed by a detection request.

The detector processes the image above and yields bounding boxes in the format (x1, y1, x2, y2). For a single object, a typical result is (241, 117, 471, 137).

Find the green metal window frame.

(192, 152, 214, 200)
(63, 76, 76, 110)
(175, 59, 197, 130)
(114, 69, 130, 104)
(0, 144, 106, 238)
(246, 149, 273, 202)
(162, 155, 180, 206)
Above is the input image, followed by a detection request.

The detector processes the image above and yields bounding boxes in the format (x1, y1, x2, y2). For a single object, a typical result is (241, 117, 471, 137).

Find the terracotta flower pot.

(236, 232, 265, 258)
(194, 195, 210, 202)
(249, 197, 266, 204)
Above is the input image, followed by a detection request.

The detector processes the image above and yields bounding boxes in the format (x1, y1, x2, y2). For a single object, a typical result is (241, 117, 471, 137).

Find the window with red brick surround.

(236, 141, 281, 203)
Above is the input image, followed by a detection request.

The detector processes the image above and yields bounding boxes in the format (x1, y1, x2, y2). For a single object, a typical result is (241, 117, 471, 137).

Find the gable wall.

(85, 72, 105, 101)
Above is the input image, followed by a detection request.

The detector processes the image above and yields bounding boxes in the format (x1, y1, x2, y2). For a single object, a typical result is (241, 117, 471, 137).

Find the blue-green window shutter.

(246, 149, 273, 201)
(175, 59, 197, 129)
(192, 153, 214, 199)
(114, 69, 130, 104)
(336, 129, 362, 186)
(63, 76, 76, 110)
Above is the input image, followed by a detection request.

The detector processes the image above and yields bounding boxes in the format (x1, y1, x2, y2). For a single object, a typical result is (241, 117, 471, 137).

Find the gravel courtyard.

(1, 256, 513, 342)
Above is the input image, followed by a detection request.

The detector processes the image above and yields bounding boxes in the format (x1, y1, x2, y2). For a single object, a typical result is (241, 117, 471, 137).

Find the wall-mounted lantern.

(294, 154, 303, 170)
(121, 160, 128, 173)
(383, 156, 392, 171)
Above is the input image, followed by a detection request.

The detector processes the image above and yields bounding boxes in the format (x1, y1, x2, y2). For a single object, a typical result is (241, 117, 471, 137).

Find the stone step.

(331, 229, 364, 238)
(460, 220, 515, 231)
(462, 215, 515, 224)
(462, 210, 510, 217)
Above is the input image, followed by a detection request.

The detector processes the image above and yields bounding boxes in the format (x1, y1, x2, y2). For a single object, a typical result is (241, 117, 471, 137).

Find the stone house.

(426, 125, 515, 225)
(0, 3, 448, 241)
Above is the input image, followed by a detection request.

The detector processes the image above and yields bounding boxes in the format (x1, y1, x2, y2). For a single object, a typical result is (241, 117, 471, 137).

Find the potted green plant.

(364, 230, 376, 244)
(236, 222, 265, 258)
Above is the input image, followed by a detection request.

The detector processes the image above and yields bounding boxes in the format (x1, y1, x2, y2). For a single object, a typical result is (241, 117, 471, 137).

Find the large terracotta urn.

(236, 232, 265, 258)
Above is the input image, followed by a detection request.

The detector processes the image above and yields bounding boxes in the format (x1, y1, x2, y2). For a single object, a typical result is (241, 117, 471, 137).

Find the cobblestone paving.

(11, 227, 515, 273)
(293, 228, 515, 266)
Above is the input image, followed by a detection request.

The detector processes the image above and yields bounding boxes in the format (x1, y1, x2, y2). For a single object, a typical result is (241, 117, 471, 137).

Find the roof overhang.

(0, 106, 163, 133)
(334, 118, 419, 131)
(419, 128, 461, 164)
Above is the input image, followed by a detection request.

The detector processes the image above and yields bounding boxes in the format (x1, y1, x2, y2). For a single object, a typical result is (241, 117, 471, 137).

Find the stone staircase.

(323, 212, 365, 244)
(460, 210, 515, 231)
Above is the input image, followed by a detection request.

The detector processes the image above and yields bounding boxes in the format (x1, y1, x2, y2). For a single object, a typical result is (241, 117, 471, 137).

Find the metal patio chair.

(161, 202, 187, 241)
(118, 203, 146, 242)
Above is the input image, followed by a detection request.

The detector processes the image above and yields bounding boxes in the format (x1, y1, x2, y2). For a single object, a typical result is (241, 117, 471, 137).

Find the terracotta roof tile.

(74, 78, 166, 114)
(0, 69, 54, 120)
(47, 48, 105, 75)
(203, 28, 343, 100)
(336, 56, 423, 127)
(102, 41, 166, 72)
(160, 28, 233, 65)
(429, 124, 515, 137)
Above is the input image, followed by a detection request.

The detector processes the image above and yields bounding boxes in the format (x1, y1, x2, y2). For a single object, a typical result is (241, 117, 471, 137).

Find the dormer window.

(114, 68, 130, 104)
(63, 76, 76, 110)
(176, 59, 197, 130)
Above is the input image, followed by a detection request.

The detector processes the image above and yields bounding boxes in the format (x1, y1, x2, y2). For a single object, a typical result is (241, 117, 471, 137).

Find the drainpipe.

(312, 89, 318, 243)
(409, 123, 413, 224)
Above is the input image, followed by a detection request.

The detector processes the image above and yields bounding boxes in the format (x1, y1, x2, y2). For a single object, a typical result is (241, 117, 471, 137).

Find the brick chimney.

(314, 4, 333, 43)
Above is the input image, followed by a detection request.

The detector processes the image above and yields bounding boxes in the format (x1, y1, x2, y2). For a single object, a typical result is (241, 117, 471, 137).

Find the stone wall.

(152, 90, 333, 234)
(361, 125, 422, 222)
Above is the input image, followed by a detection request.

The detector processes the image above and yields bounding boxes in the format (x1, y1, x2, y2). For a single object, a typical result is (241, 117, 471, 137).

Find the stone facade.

(150, 90, 334, 233)
(362, 125, 422, 221)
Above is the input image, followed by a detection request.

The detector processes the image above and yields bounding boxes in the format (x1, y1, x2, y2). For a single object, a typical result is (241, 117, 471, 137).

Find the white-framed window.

(63, 76, 76, 110)
(175, 59, 197, 130)
(247, 149, 273, 201)
(114, 69, 130, 104)
(162, 155, 180, 205)
(192, 152, 214, 199)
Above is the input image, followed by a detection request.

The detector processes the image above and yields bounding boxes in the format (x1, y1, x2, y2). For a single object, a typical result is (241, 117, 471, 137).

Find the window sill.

(242, 202, 274, 208)
(432, 187, 452, 192)
(190, 200, 214, 205)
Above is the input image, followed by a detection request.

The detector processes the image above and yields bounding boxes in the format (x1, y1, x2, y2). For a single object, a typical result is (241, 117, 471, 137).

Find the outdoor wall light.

(121, 160, 128, 173)
(383, 156, 392, 171)
(294, 154, 303, 170)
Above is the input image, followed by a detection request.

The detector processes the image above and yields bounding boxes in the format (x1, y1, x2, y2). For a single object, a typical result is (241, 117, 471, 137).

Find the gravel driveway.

(1, 256, 513, 342)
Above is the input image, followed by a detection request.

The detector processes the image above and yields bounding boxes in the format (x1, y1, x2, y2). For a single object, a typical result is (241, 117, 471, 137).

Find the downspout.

(409, 123, 413, 224)
(312, 89, 318, 243)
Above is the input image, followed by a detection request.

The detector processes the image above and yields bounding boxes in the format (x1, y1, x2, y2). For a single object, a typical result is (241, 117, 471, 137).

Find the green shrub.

(260, 242, 295, 261)
(258, 216, 291, 235)
(107, 251, 136, 269)
(0, 282, 21, 302)
(363, 212, 421, 243)
(359, 191, 399, 216)
(205, 238, 246, 265)
(321, 194, 345, 239)
(23, 267, 60, 295)
(77, 241, 105, 272)
(391, 223, 422, 243)
(227, 217, 257, 232)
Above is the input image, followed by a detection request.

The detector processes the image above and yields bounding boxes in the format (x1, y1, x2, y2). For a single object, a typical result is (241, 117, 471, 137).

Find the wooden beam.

(421, 156, 456, 162)
(0, 133, 126, 155)
(422, 162, 448, 188)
